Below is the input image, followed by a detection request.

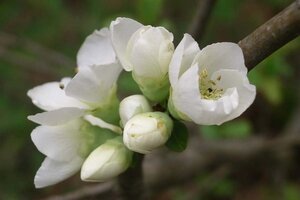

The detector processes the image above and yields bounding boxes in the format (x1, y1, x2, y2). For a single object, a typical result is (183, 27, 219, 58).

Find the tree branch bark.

(239, 0, 300, 70)
(188, 0, 217, 42)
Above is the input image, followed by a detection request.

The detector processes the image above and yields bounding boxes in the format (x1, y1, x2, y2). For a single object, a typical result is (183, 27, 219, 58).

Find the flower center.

(199, 68, 223, 100)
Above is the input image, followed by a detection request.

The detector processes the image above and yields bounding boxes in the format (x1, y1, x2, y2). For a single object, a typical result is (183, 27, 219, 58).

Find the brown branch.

(239, 0, 300, 70)
(188, 0, 217, 42)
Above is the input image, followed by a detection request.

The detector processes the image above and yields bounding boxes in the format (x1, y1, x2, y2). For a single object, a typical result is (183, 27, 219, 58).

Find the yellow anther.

(199, 68, 223, 100)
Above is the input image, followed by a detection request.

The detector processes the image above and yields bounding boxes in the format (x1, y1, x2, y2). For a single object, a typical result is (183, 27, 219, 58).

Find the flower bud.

(123, 112, 173, 154)
(119, 95, 152, 127)
(81, 137, 132, 182)
(126, 26, 174, 102)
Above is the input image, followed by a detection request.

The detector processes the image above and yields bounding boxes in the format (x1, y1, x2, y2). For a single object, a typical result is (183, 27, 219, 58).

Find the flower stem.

(117, 153, 147, 200)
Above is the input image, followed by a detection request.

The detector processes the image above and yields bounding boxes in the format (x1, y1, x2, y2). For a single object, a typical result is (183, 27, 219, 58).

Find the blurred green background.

(0, 0, 299, 199)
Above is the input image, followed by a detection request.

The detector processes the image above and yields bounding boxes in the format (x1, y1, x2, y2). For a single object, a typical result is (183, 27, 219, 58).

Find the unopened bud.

(81, 137, 132, 182)
(123, 112, 173, 154)
(119, 95, 152, 127)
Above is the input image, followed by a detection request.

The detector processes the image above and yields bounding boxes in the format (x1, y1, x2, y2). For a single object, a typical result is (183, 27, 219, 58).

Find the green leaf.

(166, 120, 188, 152)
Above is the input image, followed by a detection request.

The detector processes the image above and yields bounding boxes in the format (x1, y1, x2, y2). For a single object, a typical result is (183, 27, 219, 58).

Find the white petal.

(31, 120, 82, 162)
(65, 63, 122, 103)
(110, 17, 142, 71)
(173, 64, 241, 125)
(211, 69, 256, 123)
(34, 156, 83, 188)
(193, 42, 247, 75)
(84, 115, 122, 134)
(169, 34, 200, 87)
(27, 78, 88, 111)
(126, 26, 174, 78)
(28, 107, 85, 126)
(77, 28, 117, 69)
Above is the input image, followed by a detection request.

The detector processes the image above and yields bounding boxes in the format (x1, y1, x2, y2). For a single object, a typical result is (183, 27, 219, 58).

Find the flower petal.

(84, 115, 122, 134)
(77, 28, 117, 69)
(110, 17, 142, 71)
(28, 107, 85, 126)
(34, 156, 83, 188)
(193, 42, 247, 75)
(169, 34, 200, 87)
(127, 26, 174, 78)
(211, 69, 256, 123)
(65, 63, 122, 103)
(31, 120, 82, 162)
(27, 78, 88, 111)
(173, 64, 241, 125)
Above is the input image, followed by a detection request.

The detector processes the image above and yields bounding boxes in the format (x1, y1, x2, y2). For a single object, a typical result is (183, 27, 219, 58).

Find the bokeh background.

(0, 0, 299, 199)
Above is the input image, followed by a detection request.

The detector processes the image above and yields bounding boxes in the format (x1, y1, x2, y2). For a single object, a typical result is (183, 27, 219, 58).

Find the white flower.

(119, 95, 152, 127)
(110, 17, 174, 102)
(77, 28, 118, 69)
(28, 28, 124, 188)
(28, 78, 121, 188)
(168, 34, 256, 125)
(28, 83, 121, 189)
(81, 137, 132, 182)
(123, 112, 173, 154)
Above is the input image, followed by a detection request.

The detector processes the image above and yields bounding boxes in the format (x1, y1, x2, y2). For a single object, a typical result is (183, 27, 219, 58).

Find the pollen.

(199, 68, 223, 100)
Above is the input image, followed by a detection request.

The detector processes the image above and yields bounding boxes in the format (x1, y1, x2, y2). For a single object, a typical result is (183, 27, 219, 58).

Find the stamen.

(209, 80, 216, 85)
(199, 68, 224, 100)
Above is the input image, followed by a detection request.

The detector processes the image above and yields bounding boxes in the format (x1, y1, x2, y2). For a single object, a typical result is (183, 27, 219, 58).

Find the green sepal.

(166, 120, 188, 152)
(167, 89, 191, 121)
(78, 121, 118, 158)
(132, 72, 170, 103)
(90, 85, 120, 125)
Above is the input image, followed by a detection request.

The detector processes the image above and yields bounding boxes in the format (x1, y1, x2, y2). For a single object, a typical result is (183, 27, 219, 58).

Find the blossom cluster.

(28, 17, 256, 188)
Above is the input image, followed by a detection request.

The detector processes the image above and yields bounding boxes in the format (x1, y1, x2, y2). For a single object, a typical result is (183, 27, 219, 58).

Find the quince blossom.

(28, 28, 123, 188)
(168, 34, 256, 125)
